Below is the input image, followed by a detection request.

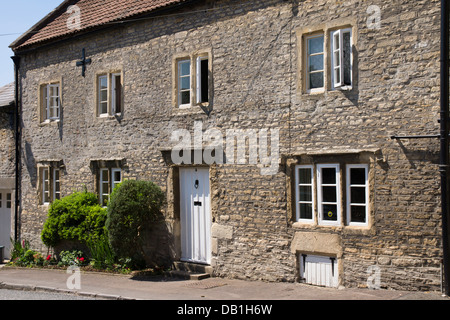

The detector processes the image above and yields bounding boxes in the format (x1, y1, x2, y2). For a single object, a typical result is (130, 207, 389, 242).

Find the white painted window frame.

(346, 164, 369, 226)
(53, 169, 61, 201)
(111, 168, 122, 193)
(43, 83, 60, 121)
(317, 164, 340, 226)
(178, 60, 192, 109)
(295, 165, 315, 223)
(100, 168, 122, 206)
(306, 33, 325, 93)
(98, 75, 109, 117)
(100, 168, 110, 207)
(42, 168, 50, 205)
(330, 28, 352, 90)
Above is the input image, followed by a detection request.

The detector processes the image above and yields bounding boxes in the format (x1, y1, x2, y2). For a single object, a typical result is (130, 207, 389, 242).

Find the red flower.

(46, 255, 51, 261)
(79, 257, 84, 262)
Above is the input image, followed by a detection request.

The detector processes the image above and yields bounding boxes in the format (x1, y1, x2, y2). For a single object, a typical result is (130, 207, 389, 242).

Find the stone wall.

(15, 0, 443, 291)
(0, 107, 14, 186)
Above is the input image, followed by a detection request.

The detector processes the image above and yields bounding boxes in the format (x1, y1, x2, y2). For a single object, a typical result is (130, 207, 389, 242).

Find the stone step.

(165, 270, 211, 281)
(172, 261, 213, 274)
(168, 261, 213, 280)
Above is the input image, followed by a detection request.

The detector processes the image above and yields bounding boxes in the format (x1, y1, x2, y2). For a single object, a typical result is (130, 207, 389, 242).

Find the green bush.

(105, 180, 165, 266)
(41, 191, 107, 248)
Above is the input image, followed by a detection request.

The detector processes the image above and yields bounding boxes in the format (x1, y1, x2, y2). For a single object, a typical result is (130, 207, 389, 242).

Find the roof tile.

(12, 0, 187, 50)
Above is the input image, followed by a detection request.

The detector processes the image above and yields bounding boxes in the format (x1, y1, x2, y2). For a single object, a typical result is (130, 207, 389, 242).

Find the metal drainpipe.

(11, 55, 20, 243)
(440, 0, 450, 297)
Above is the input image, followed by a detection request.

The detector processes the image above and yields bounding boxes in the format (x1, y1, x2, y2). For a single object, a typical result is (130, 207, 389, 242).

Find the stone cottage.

(0, 82, 16, 260)
(8, 0, 445, 291)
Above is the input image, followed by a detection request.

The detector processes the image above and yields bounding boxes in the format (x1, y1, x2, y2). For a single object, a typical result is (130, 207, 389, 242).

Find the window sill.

(39, 119, 60, 127)
(172, 103, 211, 116)
(305, 88, 325, 95)
(96, 114, 121, 120)
(292, 220, 372, 234)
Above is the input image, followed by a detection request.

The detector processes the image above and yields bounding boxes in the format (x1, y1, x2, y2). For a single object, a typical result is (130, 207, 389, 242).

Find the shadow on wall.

(24, 140, 37, 188)
(141, 218, 176, 269)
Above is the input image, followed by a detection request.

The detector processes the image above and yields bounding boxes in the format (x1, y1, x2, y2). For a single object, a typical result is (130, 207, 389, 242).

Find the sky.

(0, 0, 63, 87)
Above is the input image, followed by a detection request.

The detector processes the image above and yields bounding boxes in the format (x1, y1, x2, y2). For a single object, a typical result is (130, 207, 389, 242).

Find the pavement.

(1, 263, 449, 302)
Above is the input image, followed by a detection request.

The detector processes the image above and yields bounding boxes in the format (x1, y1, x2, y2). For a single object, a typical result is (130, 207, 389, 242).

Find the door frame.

(179, 167, 212, 265)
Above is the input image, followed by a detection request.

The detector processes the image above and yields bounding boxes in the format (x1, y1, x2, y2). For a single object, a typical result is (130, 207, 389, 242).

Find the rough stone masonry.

(9, 0, 444, 291)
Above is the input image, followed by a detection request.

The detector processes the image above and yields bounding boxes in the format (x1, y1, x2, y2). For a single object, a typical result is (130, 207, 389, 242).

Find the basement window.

(299, 254, 338, 288)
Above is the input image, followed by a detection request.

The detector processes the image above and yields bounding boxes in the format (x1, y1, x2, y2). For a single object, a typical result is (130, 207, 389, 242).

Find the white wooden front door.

(180, 168, 211, 265)
(300, 254, 338, 288)
(0, 190, 12, 260)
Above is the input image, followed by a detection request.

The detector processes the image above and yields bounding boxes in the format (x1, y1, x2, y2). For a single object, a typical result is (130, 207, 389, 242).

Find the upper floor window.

(331, 28, 352, 90)
(97, 72, 123, 117)
(301, 25, 354, 93)
(306, 34, 325, 92)
(175, 52, 211, 109)
(178, 60, 191, 108)
(40, 83, 61, 122)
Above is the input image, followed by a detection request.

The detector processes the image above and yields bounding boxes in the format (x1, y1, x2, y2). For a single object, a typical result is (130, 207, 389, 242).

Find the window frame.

(96, 71, 124, 117)
(53, 169, 61, 201)
(99, 168, 122, 207)
(295, 165, 315, 223)
(294, 162, 371, 228)
(317, 164, 341, 226)
(41, 82, 61, 123)
(111, 73, 122, 115)
(330, 28, 353, 90)
(196, 55, 210, 104)
(111, 168, 122, 193)
(178, 59, 192, 109)
(99, 168, 110, 207)
(42, 168, 50, 205)
(174, 52, 212, 109)
(305, 33, 325, 93)
(39, 166, 62, 205)
(98, 74, 109, 117)
(346, 164, 369, 227)
(6, 193, 12, 209)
